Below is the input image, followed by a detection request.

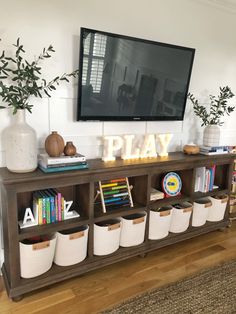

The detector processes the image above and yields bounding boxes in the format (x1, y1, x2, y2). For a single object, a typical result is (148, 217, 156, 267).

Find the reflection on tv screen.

(77, 28, 195, 121)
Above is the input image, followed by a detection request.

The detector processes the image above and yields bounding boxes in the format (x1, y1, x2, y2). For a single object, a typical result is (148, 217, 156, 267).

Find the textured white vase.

(203, 125, 220, 147)
(3, 109, 37, 173)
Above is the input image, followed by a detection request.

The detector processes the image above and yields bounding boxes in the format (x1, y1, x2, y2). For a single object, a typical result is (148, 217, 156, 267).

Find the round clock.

(162, 172, 182, 197)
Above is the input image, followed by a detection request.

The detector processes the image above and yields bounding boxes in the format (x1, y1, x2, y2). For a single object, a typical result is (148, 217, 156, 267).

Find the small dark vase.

(45, 131, 65, 157)
(64, 141, 77, 156)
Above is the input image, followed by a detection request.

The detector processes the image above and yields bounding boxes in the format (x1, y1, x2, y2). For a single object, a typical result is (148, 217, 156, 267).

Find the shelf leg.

(139, 253, 147, 258)
(11, 295, 24, 302)
(218, 227, 228, 232)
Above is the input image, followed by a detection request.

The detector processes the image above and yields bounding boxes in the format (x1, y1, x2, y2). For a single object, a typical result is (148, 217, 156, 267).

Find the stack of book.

(199, 146, 229, 155)
(150, 188, 164, 201)
(38, 153, 88, 173)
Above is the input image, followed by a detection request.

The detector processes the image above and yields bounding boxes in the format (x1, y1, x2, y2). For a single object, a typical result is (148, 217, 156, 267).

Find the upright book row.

(194, 166, 217, 193)
(33, 189, 65, 224)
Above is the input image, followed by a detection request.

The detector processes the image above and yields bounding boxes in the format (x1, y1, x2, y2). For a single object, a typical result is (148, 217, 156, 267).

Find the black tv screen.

(77, 28, 195, 121)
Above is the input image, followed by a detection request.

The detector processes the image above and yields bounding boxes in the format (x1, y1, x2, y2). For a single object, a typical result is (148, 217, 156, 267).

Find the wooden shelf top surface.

(0, 152, 235, 185)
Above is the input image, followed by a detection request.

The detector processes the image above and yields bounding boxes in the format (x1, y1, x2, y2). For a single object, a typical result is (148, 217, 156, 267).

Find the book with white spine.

(38, 153, 86, 166)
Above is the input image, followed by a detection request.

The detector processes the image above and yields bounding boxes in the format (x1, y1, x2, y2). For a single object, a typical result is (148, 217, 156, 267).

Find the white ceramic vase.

(203, 124, 220, 147)
(3, 109, 37, 173)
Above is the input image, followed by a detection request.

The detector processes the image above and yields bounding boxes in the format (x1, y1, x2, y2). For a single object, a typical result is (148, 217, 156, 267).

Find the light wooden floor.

(1, 222, 236, 314)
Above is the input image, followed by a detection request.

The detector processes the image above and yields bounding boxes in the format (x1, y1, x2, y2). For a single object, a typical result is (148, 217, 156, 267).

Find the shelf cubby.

(94, 205, 147, 223)
(214, 164, 230, 190)
(93, 174, 148, 218)
(149, 195, 190, 209)
(192, 188, 229, 200)
(150, 168, 193, 198)
(18, 217, 90, 241)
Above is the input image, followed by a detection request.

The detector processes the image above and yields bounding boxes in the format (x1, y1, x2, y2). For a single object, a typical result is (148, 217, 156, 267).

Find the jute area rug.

(102, 259, 236, 314)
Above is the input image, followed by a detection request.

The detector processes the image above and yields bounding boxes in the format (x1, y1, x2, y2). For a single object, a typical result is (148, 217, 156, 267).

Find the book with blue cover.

(38, 163, 89, 173)
(40, 190, 51, 223)
(44, 190, 56, 223)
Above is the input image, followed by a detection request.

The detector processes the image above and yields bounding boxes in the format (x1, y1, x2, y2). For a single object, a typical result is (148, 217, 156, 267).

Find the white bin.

(120, 212, 146, 247)
(207, 194, 228, 222)
(94, 219, 121, 256)
(54, 225, 89, 266)
(149, 206, 173, 240)
(192, 198, 212, 227)
(20, 234, 56, 278)
(169, 202, 193, 233)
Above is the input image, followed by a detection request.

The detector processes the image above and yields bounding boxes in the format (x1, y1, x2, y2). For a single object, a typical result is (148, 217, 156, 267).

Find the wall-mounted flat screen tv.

(77, 27, 195, 121)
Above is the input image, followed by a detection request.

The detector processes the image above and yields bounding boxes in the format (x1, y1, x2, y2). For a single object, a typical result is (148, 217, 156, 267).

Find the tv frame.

(77, 27, 195, 122)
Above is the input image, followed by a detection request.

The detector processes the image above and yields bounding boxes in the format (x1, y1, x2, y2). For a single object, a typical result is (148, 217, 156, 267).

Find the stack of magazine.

(199, 146, 229, 155)
(38, 153, 88, 173)
(150, 188, 164, 201)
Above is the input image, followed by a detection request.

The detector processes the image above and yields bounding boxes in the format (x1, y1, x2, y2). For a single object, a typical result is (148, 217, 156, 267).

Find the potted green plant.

(188, 86, 235, 146)
(0, 38, 78, 173)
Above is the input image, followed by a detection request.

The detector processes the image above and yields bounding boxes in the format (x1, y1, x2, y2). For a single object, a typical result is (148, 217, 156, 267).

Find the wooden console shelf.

(0, 152, 234, 300)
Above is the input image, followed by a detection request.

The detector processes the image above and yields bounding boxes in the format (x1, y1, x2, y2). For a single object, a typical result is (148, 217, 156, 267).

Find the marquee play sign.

(102, 133, 173, 161)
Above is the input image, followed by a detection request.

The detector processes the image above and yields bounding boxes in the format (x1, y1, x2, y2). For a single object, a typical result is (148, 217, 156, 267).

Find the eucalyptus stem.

(0, 38, 79, 114)
(187, 86, 235, 126)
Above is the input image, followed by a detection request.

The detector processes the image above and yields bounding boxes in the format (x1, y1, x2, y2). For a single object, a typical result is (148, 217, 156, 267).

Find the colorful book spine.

(54, 193, 58, 221)
(32, 195, 38, 225)
(212, 165, 216, 189)
(41, 191, 51, 224)
(48, 188, 59, 222)
(61, 196, 65, 221)
(35, 192, 43, 225)
(53, 191, 58, 221)
(57, 191, 62, 221)
(208, 167, 213, 191)
(204, 169, 210, 192)
(47, 190, 56, 223)
(40, 192, 47, 225)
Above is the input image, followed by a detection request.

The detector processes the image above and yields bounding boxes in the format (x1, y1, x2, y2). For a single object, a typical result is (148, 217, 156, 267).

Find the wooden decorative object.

(183, 144, 200, 155)
(45, 131, 65, 157)
(64, 141, 77, 156)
